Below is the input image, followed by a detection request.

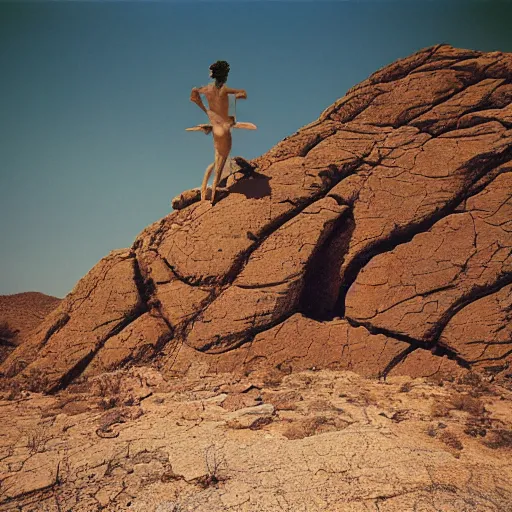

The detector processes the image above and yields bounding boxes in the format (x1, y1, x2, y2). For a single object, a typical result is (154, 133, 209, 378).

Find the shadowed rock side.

(1, 44, 511, 392)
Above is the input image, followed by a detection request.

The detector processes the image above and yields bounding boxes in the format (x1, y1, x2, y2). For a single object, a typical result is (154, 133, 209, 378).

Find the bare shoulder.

(219, 84, 231, 96)
(194, 83, 213, 94)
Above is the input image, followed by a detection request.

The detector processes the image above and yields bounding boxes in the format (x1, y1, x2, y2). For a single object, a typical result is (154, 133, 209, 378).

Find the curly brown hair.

(210, 60, 230, 86)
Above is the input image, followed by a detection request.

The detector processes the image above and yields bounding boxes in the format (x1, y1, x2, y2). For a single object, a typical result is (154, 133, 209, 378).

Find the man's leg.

(211, 151, 228, 205)
(201, 162, 215, 201)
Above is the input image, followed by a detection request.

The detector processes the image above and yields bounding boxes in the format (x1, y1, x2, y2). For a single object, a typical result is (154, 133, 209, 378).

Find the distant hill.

(0, 292, 61, 362)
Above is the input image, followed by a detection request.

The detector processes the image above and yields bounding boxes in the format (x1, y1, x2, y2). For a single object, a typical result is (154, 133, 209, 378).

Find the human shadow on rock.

(227, 171, 272, 199)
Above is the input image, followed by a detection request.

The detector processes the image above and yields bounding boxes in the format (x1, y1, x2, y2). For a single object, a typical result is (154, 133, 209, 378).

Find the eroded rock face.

(2, 44, 511, 392)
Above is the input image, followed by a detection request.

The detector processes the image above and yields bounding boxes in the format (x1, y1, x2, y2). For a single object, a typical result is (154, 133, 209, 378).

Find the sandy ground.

(1, 368, 511, 512)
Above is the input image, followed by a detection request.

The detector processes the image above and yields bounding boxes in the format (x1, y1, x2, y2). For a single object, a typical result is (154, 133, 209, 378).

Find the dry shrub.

(483, 429, 512, 449)
(25, 422, 52, 454)
(92, 373, 125, 409)
(0, 380, 23, 401)
(23, 368, 51, 393)
(98, 397, 121, 410)
(450, 393, 485, 415)
(195, 445, 227, 489)
(457, 371, 493, 396)
(464, 415, 491, 438)
(431, 401, 452, 418)
(94, 373, 123, 397)
(439, 431, 463, 451)
(399, 381, 413, 393)
(458, 372, 483, 387)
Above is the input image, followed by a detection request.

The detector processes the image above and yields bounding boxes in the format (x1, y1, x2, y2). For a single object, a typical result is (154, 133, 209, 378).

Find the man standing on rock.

(188, 60, 256, 204)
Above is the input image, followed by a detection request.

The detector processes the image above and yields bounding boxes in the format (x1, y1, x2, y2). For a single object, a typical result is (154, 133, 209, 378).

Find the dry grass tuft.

(23, 368, 51, 393)
(450, 393, 485, 415)
(399, 381, 413, 393)
(431, 401, 452, 418)
(439, 431, 463, 451)
(483, 429, 512, 450)
(464, 415, 491, 438)
(0, 380, 23, 401)
(94, 373, 123, 397)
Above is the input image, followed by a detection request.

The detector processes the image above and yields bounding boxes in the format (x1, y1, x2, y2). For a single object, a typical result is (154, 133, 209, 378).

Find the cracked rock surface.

(1, 368, 511, 511)
(1, 44, 512, 391)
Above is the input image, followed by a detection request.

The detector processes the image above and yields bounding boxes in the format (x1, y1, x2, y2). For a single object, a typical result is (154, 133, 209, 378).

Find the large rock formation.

(2, 44, 511, 393)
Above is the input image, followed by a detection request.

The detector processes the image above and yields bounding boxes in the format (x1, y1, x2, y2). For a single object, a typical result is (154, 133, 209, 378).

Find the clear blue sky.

(1, 0, 511, 299)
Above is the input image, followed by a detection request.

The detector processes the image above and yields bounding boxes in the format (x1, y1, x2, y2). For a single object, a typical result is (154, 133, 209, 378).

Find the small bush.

(450, 393, 485, 416)
(95, 373, 123, 397)
(457, 372, 494, 396)
(98, 397, 121, 410)
(464, 415, 491, 438)
(431, 401, 451, 418)
(195, 445, 227, 489)
(26, 423, 52, 454)
(0, 380, 23, 401)
(23, 368, 51, 393)
(458, 372, 483, 387)
(483, 429, 512, 449)
(399, 381, 413, 393)
(439, 431, 463, 451)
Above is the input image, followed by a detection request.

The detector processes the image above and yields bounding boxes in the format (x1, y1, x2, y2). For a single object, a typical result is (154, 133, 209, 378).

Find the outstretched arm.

(225, 87, 247, 99)
(190, 86, 209, 113)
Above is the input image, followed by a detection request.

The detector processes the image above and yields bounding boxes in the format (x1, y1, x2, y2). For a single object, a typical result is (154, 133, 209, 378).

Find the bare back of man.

(188, 61, 254, 204)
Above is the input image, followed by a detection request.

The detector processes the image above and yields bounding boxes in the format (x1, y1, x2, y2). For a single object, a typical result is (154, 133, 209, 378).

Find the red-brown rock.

(2, 44, 511, 392)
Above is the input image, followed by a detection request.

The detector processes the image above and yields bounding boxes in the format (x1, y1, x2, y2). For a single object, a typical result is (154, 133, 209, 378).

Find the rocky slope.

(1, 44, 511, 393)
